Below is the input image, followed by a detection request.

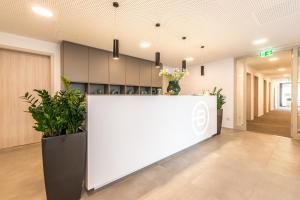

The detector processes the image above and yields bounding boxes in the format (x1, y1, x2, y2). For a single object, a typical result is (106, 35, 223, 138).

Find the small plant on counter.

(159, 68, 189, 95)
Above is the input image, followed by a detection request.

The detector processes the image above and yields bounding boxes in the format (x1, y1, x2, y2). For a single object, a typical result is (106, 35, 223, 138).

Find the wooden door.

(264, 80, 267, 114)
(0, 49, 51, 149)
(246, 73, 252, 120)
(254, 76, 259, 117)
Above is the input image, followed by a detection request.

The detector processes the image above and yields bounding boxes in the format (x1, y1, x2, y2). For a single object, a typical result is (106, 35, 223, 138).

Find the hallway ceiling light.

(140, 42, 151, 48)
(185, 57, 194, 61)
(252, 38, 267, 45)
(32, 6, 53, 17)
(269, 57, 278, 62)
(278, 68, 286, 72)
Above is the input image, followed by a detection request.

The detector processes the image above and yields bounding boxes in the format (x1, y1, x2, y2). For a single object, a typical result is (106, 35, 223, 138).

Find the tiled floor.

(1, 129, 300, 200)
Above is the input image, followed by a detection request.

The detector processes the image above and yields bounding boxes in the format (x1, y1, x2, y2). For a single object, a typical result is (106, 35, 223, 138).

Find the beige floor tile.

(1, 130, 300, 200)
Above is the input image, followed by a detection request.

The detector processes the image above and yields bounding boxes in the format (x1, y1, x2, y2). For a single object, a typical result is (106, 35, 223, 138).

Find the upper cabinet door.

(62, 42, 89, 83)
(151, 64, 162, 87)
(140, 61, 152, 87)
(109, 54, 126, 85)
(89, 48, 109, 84)
(126, 57, 140, 86)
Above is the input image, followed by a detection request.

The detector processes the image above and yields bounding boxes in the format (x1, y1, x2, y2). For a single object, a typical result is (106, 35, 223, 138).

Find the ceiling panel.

(0, 0, 299, 67)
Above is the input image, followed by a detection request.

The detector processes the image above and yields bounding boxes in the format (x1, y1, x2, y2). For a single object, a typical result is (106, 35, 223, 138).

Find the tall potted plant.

(210, 87, 226, 135)
(159, 68, 189, 95)
(21, 77, 86, 200)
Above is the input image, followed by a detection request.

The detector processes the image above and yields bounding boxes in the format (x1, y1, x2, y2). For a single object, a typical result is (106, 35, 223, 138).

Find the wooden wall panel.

(89, 48, 109, 84)
(151, 65, 162, 87)
(63, 42, 89, 83)
(0, 49, 51, 149)
(140, 61, 152, 87)
(126, 57, 140, 86)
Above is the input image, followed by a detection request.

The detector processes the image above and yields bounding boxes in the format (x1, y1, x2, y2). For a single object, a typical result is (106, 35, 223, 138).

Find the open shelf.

(151, 87, 162, 95)
(126, 86, 139, 95)
(89, 84, 109, 95)
(110, 85, 125, 95)
(140, 87, 151, 95)
(70, 82, 88, 94)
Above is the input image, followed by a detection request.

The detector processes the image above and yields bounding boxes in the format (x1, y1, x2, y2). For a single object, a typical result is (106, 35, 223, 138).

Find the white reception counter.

(86, 95, 217, 190)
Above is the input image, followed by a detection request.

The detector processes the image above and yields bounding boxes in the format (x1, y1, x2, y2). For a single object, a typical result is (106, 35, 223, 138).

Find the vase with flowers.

(159, 68, 189, 95)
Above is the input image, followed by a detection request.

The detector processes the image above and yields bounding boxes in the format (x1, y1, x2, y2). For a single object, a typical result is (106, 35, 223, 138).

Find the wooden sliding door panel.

(0, 49, 51, 149)
(109, 54, 126, 85)
(151, 64, 162, 87)
(126, 57, 140, 86)
(140, 61, 152, 87)
(63, 42, 89, 82)
(89, 48, 109, 84)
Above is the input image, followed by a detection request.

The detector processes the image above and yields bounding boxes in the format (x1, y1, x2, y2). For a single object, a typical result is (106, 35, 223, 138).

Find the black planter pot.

(42, 131, 86, 200)
(216, 109, 223, 135)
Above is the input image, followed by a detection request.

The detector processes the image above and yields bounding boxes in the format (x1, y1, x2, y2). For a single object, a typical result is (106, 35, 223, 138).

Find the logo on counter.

(192, 101, 209, 135)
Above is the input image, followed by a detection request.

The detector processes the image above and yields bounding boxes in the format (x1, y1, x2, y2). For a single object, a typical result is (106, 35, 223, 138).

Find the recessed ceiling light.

(283, 74, 289, 77)
(32, 6, 53, 17)
(252, 38, 268, 45)
(185, 57, 194, 61)
(140, 42, 151, 48)
(278, 68, 286, 72)
(269, 57, 278, 62)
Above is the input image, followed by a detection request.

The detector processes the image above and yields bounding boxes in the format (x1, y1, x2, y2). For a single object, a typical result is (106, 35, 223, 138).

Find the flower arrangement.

(159, 68, 189, 81)
(159, 68, 189, 95)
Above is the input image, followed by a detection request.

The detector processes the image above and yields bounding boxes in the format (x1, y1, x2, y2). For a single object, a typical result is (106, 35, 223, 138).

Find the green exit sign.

(260, 49, 273, 57)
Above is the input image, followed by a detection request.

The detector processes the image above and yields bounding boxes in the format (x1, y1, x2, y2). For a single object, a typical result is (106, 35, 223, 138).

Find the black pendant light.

(155, 52, 160, 67)
(155, 23, 161, 68)
(201, 65, 205, 76)
(201, 45, 205, 76)
(113, 2, 119, 60)
(182, 60, 187, 71)
(181, 36, 187, 71)
(113, 39, 119, 59)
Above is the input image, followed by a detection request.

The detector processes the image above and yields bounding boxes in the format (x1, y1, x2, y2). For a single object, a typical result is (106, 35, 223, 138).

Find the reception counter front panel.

(86, 96, 217, 190)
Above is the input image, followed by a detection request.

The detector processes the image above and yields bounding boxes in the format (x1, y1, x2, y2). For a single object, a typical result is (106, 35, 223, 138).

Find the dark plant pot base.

(42, 132, 86, 200)
(216, 109, 223, 135)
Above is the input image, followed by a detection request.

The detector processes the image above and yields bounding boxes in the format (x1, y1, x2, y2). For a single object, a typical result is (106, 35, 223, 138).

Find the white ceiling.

(0, 0, 300, 67)
(246, 50, 292, 79)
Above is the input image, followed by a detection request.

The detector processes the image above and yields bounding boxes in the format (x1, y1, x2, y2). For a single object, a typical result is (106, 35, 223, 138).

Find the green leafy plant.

(210, 87, 226, 110)
(21, 76, 86, 138)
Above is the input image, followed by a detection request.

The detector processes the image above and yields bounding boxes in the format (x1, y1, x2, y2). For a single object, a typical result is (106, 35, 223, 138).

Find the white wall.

(180, 58, 235, 128)
(0, 32, 61, 92)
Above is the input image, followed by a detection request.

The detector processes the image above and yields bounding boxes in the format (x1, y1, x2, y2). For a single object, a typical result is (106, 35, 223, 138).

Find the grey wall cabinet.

(151, 65, 162, 87)
(109, 54, 126, 85)
(62, 42, 89, 83)
(89, 48, 109, 84)
(126, 57, 140, 86)
(139, 61, 152, 87)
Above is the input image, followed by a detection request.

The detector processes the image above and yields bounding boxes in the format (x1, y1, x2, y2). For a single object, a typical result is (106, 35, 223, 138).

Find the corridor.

(247, 110, 291, 138)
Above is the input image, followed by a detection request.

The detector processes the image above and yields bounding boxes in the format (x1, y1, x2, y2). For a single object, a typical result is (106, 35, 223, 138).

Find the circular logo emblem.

(192, 101, 210, 135)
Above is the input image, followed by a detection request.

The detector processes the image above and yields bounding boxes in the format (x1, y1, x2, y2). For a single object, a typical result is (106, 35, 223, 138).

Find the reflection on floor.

(247, 110, 291, 138)
(1, 128, 300, 200)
